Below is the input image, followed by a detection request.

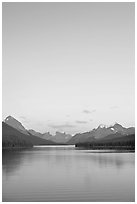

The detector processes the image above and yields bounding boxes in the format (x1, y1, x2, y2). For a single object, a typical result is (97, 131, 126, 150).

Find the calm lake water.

(2, 145, 135, 202)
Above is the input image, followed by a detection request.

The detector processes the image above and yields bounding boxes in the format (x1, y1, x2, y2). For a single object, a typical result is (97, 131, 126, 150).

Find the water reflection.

(3, 147, 134, 176)
(2, 146, 135, 202)
(84, 152, 135, 168)
(2, 149, 28, 176)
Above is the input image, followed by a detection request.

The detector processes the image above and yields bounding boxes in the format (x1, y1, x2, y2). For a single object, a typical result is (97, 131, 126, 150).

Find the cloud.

(48, 123, 76, 129)
(76, 120, 88, 124)
(83, 110, 91, 114)
(83, 109, 96, 114)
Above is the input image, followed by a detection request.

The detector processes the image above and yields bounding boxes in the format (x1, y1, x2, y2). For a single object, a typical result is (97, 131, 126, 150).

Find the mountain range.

(4, 116, 72, 144)
(67, 123, 135, 144)
(2, 115, 135, 148)
(2, 122, 55, 148)
(28, 129, 72, 143)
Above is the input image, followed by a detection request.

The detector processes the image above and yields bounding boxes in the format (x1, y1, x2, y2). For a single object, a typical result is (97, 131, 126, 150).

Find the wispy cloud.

(83, 109, 96, 114)
(48, 123, 76, 129)
(76, 120, 88, 124)
(83, 110, 91, 114)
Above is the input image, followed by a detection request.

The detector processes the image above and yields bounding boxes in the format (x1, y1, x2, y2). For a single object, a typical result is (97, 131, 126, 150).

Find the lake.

(2, 145, 135, 202)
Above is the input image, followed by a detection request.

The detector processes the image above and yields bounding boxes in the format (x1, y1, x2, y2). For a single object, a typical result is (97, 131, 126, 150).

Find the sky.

(2, 2, 135, 135)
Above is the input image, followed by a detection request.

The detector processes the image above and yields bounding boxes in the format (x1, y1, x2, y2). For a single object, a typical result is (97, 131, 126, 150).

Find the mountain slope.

(2, 122, 55, 148)
(28, 129, 44, 138)
(29, 130, 72, 144)
(4, 116, 72, 144)
(4, 116, 30, 135)
(68, 123, 135, 144)
(38, 132, 53, 141)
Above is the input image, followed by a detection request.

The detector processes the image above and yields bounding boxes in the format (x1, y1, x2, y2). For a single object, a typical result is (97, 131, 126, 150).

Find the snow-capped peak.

(98, 124, 108, 128)
(4, 115, 29, 135)
(110, 127, 114, 131)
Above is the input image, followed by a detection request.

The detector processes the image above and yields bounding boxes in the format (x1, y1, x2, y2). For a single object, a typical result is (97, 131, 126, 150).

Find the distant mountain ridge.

(3, 115, 135, 145)
(50, 131, 72, 143)
(3, 116, 72, 144)
(28, 130, 72, 143)
(67, 123, 135, 144)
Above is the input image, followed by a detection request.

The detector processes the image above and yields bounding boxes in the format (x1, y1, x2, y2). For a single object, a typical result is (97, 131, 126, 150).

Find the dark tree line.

(75, 135, 135, 150)
(2, 137, 33, 148)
